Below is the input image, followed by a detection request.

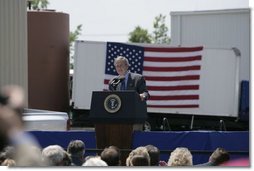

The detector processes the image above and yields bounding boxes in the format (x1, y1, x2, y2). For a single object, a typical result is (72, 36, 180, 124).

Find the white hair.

(82, 156, 108, 166)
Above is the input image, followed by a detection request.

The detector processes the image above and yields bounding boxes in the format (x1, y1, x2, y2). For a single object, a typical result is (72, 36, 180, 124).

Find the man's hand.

(139, 93, 146, 101)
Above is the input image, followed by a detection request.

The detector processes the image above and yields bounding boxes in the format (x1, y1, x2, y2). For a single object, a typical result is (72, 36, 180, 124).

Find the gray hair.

(114, 56, 130, 67)
(42, 145, 65, 166)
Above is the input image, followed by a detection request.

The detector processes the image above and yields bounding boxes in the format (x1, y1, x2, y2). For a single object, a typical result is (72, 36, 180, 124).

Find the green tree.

(128, 14, 170, 44)
(152, 14, 171, 44)
(128, 26, 152, 43)
(28, 0, 49, 10)
(69, 25, 83, 69)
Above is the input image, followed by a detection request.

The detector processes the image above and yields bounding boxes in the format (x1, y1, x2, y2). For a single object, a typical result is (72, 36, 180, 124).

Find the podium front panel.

(89, 91, 147, 124)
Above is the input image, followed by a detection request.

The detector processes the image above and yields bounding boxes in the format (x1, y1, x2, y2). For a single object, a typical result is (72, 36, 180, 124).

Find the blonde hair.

(126, 146, 150, 166)
(168, 147, 193, 166)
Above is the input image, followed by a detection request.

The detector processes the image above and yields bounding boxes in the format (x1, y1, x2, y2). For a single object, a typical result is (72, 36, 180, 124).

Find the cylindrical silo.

(28, 10, 69, 112)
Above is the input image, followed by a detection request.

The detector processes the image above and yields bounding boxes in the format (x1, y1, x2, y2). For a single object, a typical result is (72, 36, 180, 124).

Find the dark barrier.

(29, 130, 249, 165)
(132, 131, 249, 164)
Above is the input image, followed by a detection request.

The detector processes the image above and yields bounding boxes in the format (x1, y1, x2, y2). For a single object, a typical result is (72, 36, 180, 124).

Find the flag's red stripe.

(147, 85, 199, 91)
(149, 95, 199, 100)
(144, 65, 201, 72)
(148, 104, 199, 108)
(145, 75, 200, 81)
(104, 79, 109, 84)
(144, 56, 202, 62)
(144, 46, 203, 52)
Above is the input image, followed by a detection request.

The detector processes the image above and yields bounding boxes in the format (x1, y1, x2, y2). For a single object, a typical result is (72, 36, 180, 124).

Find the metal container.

(28, 11, 69, 112)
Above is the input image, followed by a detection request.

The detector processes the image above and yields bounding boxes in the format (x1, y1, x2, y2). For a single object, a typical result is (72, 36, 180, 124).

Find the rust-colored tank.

(28, 11, 69, 112)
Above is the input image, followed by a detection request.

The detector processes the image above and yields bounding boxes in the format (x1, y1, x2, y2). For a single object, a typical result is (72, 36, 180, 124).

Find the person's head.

(126, 146, 150, 166)
(3, 146, 16, 160)
(67, 140, 85, 158)
(1, 85, 25, 116)
(209, 147, 230, 165)
(108, 145, 121, 157)
(42, 145, 65, 166)
(82, 156, 108, 166)
(168, 147, 193, 166)
(130, 154, 150, 166)
(145, 144, 160, 166)
(1, 158, 16, 167)
(0, 85, 26, 151)
(114, 56, 129, 76)
(100, 147, 121, 166)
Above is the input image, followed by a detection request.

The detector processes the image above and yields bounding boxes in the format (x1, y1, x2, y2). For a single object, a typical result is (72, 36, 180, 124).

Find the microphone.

(111, 76, 125, 90)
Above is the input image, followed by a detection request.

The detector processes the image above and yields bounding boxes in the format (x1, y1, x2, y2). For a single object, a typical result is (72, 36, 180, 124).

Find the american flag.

(104, 42, 203, 108)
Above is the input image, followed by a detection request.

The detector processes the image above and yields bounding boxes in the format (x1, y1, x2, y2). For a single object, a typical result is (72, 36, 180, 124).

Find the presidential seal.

(104, 94, 121, 113)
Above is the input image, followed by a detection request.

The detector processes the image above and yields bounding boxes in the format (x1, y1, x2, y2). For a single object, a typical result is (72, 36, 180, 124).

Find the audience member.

(15, 145, 44, 166)
(168, 147, 193, 166)
(130, 154, 150, 166)
(0, 106, 20, 151)
(126, 146, 150, 166)
(100, 146, 121, 166)
(0, 85, 42, 166)
(1, 158, 16, 167)
(42, 145, 65, 166)
(145, 144, 160, 166)
(82, 156, 108, 166)
(2, 146, 15, 160)
(67, 139, 85, 166)
(109, 146, 121, 158)
(196, 147, 230, 166)
(209, 147, 230, 165)
(0, 152, 7, 165)
(62, 150, 72, 166)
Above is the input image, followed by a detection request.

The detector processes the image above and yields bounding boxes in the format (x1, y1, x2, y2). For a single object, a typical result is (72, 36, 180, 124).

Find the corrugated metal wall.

(0, 0, 28, 104)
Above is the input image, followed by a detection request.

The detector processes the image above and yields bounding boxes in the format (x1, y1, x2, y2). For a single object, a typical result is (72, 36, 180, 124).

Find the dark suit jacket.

(108, 72, 149, 99)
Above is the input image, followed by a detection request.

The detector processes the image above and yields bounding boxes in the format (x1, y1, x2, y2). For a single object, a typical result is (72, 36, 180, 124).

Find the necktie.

(120, 79, 125, 90)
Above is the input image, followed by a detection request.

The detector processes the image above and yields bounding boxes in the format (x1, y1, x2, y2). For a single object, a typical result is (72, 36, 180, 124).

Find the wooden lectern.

(89, 91, 147, 166)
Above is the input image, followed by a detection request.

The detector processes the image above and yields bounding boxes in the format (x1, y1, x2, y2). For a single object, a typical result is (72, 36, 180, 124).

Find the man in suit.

(195, 147, 230, 166)
(108, 56, 149, 101)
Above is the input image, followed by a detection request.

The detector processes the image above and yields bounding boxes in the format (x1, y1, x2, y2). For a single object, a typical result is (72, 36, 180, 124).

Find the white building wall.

(0, 0, 28, 103)
(171, 8, 250, 81)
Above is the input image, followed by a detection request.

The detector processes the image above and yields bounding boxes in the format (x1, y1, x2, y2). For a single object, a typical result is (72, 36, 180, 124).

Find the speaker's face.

(115, 60, 128, 76)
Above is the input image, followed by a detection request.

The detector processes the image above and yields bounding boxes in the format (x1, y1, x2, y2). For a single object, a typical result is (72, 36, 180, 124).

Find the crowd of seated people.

(0, 85, 249, 167)
(0, 141, 249, 167)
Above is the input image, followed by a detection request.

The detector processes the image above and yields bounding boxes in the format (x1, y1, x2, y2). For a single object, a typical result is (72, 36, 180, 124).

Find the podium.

(89, 91, 147, 165)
